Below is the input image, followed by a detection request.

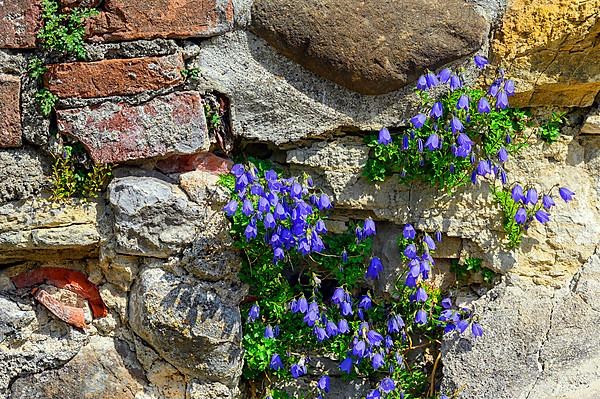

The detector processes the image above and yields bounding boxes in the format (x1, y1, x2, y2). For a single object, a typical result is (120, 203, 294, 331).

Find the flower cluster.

(366, 55, 521, 191)
(224, 163, 331, 263)
(366, 55, 576, 248)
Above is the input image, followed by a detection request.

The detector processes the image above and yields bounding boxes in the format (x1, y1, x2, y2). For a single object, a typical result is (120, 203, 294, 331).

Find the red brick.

(156, 152, 233, 174)
(44, 54, 185, 99)
(57, 91, 209, 164)
(87, 0, 234, 42)
(0, 0, 42, 48)
(0, 75, 22, 148)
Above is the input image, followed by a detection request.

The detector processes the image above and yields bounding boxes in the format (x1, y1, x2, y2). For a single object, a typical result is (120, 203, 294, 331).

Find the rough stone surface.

(0, 199, 101, 263)
(0, 279, 88, 397)
(442, 254, 600, 398)
(179, 171, 240, 282)
(286, 131, 600, 283)
(129, 265, 243, 385)
(0, 147, 50, 204)
(492, 0, 600, 107)
(88, 0, 234, 42)
(108, 176, 201, 258)
(0, 0, 42, 49)
(194, 31, 431, 145)
(0, 74, 22, 147)
(251, 0, 489, 94)
(582, 106, 600, 134)
(57, 91, 209, 163)
(44, 54, 185, 98)
(9, 336, 147, 399)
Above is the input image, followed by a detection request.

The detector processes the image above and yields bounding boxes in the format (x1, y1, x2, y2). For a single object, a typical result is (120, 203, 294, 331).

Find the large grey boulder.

(128, 266, 243, 386)
(108, 176, 201, 258)
(251, 0, 489, 94)
(441, 254, 600, 399)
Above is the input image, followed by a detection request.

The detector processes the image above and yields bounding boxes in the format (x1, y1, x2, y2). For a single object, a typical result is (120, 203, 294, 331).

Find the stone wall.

(0, 1, 599, 398)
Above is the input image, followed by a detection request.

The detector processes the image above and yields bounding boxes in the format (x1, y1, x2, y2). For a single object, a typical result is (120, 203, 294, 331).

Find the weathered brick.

(44, 54, 185, 98)
(87, 0, 234, 42)
(57, 91, 209, 164)
(0, 75, 22, 148)
(0, 0, 42, 48)
(156, 152, 233, 174)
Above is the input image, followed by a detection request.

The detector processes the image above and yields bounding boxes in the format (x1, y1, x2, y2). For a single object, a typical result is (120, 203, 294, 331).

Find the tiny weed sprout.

(364, 56, 575, 248)
(221, 157, 483, 399)
(50, 144, 112, 201)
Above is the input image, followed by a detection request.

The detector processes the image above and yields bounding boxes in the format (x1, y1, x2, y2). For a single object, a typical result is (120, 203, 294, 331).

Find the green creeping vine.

(364, 57, 575, 248)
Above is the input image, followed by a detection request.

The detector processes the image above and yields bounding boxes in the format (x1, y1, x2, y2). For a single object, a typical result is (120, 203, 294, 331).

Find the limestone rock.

(108, 176, 201, 258)
(179, 171, 241, 282)
(0, 147, 50, 204)
(9, 336, 147, 399)
(492, 0, 600, 107)
(0, 199, 100, 263)
(128, 266, 243, 385)
(194, 31, 425, 145)
(581, 106, 600, 134)
(251, 0, 489, 94)
(442, 254, 600, 398)
(0, 289, 88, 396)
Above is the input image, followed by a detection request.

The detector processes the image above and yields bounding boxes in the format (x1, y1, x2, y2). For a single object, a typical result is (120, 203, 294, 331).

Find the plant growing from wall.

(364, 57, 575, 248)
(38, 0, 99, 60)
(450, 257, 496, 285)
(537, 111, 566, 143)
(222, 160, 481, 399)
(50, 144, 112, 201)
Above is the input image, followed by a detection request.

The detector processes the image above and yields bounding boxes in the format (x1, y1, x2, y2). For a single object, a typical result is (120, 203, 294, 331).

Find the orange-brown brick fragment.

(12, 267, 108, 318)
(44, 54, 185, 99)
(87, 0, 234, 42)
(0, 75, 22, 148)
(32, 288, 88, 330)
(0, 0, 42, 49)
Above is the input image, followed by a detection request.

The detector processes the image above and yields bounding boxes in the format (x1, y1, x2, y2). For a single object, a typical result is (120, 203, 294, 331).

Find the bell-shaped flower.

(535, 209, 550, 224)
(248, 304, 260, 322)
(318, 375, 330, 393)
(542, 195, 555, 209)
(270, 353, 284, 370)
(378, 127, 392, 145)
(415, 309, 428, 325)
(430, 101, 443, 119)
(372, 353, 385, 370)
(456, 94, 470, 110)
(450, 117, 464, 133)
(559, 187, 575, 202)
(474, 55, 489, 69)
(477, 97, 491, 113)
(515, 208, 527, 224)
(410, 113, 426, 129)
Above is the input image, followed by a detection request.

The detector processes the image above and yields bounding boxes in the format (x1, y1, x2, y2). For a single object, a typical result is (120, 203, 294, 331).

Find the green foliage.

(537, 111, 566, 143)
(28, 57, 48, 80)
(363, 88, 529, 192)
(38, 0, 99, 59)
(450, 257, 496, 284)
(35, 88, 58, 117)
(50, 145, 112, 201)
(491, 188, 524, 248)
(181, 67, 201, 81)
(204, 96, 224, 136)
